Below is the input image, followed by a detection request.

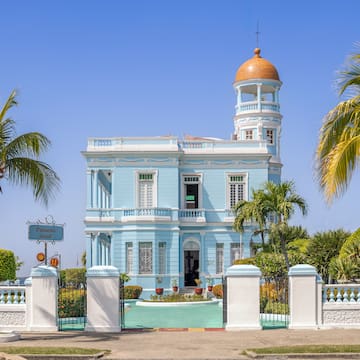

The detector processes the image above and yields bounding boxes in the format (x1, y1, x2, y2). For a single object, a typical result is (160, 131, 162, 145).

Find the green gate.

(260, 276, 289, 329)
(58, 271, 87, 331)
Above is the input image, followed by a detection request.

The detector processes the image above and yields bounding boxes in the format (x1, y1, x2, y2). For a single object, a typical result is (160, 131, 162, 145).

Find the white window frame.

(126, 242, 133, 274)
(230, 243, 243, 264)
(158, 242, 166, 275)
(181, 174, 202, 209)
(139, 242, 153, 274)
(245, 129, 253, 140)
(135, 170, 158, 208)
(216, 243, 224, 274)
(266, 129, 274, 144)
(226, 173, 248, 209)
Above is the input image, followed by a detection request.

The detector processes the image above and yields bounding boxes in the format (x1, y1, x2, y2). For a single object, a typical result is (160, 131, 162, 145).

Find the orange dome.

(234, 48, 280, 82)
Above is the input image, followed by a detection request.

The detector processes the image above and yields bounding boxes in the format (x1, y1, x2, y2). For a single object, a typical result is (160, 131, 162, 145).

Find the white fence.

(0, 286, 27, 331)
(0, 265, 359, 332)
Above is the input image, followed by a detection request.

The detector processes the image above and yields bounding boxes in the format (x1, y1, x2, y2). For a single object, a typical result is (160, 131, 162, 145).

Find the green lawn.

(246, 344, 360, 354)
(0, 346, 109, 355)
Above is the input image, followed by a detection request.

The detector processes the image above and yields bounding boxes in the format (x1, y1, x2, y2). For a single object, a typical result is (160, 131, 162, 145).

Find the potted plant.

(172, 278, 178, 292)
(194, 278, 203, 295)
(206, 276, 213, 292)
(155, 276, 164, 295)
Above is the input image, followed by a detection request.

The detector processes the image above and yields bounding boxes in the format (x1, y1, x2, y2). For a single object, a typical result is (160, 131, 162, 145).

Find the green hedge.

(123, 285, 142, 299)
(0, 249, 16, 282)
(58, 288, 86, 318)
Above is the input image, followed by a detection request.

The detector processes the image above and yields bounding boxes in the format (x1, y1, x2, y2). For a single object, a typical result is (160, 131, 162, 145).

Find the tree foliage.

(329, 228, 360, 282)
(0, 90, 60, 205)
(316, 48, 360, 202)
(0, 249, 16, 281)
(60, 268, 86, 288)
(306, 229, 350, 282)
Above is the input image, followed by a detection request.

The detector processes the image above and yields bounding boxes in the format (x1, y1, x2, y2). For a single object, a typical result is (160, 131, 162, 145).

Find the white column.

(86, 266, 121, 332)
(288, 264, 320, 329)
(93, 170, 99, 208)
(29, 266, 58, 331)
(225, 264, 262, 331)
(25, 277, 32, 331)
(257, 84, 261, 111)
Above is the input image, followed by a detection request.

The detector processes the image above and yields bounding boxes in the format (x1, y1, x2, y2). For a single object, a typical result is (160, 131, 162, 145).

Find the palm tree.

(233, 188, 268, 247)
(316, 48, 360, 203)
(0, 90, 60, 206)
(262, 181, 308, 269)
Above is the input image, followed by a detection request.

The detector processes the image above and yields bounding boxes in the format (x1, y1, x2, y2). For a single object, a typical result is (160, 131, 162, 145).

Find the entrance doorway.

(184, 250, 199, 286)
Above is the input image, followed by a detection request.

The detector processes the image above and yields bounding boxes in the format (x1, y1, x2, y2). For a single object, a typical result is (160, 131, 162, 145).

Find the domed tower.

(233, 48, 282, 165)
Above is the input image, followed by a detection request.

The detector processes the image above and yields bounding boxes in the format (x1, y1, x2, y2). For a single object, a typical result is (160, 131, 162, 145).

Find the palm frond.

(6, 157, 60, 207)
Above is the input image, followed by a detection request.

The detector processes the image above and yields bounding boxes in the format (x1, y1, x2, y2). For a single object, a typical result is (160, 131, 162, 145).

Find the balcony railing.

(85, 208, 259, 224)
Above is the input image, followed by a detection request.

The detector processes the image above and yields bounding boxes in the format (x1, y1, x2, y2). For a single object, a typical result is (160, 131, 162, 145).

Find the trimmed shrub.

(0, 249, 16, 281)
(124, 285, 142, 299)
(212, 284, 223, 299)
(264, 300, 289, 315)
(58, 288, 86, 318)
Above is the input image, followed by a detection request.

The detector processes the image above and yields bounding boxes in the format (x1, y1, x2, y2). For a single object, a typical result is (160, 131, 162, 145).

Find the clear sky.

(1, 1, 359, 277)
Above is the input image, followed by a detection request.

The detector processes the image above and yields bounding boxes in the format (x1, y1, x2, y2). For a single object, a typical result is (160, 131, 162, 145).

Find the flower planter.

(155, 288, 164, 295)
(194, 287, 203, 295)
(207, 285, 213, 292)
(172, 286, 178, 292)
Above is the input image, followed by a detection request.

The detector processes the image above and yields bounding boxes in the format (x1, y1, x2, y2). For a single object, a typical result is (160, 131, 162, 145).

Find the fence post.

(85, 265, 120, 332)
(288, 264, 320, 329)
(29, 266, 58, 331)
(225, 264, 262, 331)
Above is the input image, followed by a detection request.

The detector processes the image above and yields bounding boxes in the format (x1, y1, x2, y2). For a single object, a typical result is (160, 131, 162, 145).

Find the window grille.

(184, 176, 200, 183)
(245, 130, 253, 140)
(227, 174, 247, 209)
(216, 244, 224, 274)
(158, 242, 166, 274)
(266, 129, 274, 144)
(138, 173, 154, 208)
(139, 242, 152, 274)
(126, 243, 133, 273)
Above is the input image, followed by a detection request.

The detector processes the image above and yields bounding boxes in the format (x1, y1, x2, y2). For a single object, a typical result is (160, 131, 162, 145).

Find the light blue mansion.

(83, 48, 282, 296)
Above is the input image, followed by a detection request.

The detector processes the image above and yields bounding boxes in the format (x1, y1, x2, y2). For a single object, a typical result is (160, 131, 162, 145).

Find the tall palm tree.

(0, 90, 60, 206)
(316, 48, 360, 203)
(233, 188, 268, 247)
(262, 181, 308, 269)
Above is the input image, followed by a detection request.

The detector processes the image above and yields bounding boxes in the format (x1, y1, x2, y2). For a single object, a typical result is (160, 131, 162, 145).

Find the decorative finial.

(254, 48, 261, 57)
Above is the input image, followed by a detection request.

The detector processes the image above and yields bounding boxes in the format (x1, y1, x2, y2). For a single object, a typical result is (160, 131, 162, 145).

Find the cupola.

(234, 48, 280, 83)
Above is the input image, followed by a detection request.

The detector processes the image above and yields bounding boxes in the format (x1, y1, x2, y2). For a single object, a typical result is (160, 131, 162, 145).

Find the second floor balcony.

(84, 208, 238, 224)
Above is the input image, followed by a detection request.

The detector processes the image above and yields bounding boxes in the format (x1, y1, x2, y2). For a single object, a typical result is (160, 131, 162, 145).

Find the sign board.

(28, 224, 64, 241)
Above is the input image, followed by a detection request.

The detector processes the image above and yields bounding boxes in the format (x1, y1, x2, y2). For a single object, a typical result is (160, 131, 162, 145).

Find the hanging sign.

(28, 224, 64, 241)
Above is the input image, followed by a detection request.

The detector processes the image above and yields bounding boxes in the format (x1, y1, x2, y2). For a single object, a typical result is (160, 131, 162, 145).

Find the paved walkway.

(2, 328, 359, 359)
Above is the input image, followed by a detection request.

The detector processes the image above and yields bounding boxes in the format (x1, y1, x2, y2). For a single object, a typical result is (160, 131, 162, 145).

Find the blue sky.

(1, 1, 359, 276)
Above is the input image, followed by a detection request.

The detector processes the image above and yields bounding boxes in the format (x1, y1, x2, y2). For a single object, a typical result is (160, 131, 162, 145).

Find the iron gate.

(58, 272, 87, 331)
(260, 275, 289, 329)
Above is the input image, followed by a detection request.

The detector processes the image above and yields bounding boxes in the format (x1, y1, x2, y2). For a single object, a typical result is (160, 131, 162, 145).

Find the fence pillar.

(29, 266, 58, 331)
(288, 264, 321, 329)
(85, 265, 120, 332)
(225, 264, 262, 331)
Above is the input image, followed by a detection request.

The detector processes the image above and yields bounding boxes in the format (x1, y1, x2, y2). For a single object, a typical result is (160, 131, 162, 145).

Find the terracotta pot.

(155, 288, 164, 295)
(172, 286, 178, 292)
(207, 285, 213, 292)
(194, 287, 203, 295)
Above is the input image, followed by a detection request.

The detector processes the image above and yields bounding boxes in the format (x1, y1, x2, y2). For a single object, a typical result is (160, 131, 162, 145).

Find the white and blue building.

(82, 48, 283, 297)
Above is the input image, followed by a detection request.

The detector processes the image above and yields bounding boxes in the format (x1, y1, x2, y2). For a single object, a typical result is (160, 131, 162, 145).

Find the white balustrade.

(323, 284, 360, 303)
(0, 286, 26, 305)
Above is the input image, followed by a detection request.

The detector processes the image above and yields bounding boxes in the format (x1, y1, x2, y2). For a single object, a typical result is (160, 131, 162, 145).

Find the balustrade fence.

(0, 267, 359, 332)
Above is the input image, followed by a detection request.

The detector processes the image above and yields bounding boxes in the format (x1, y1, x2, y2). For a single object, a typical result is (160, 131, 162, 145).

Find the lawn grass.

(246, 344, 360, 354)
(0, 346, 109, 355)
